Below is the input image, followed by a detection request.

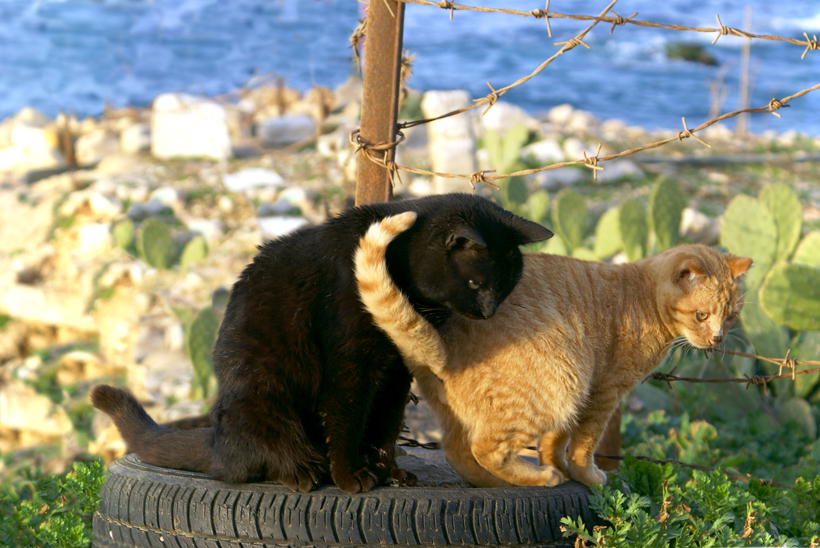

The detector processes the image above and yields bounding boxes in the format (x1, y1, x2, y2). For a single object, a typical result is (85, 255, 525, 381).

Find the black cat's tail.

(91, 385, 213, 473)
(355, 212, 449, 385)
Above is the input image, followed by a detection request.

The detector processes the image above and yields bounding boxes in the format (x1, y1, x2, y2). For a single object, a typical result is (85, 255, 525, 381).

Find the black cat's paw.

(392, 468, 417, 487)
(279, 464, 324, 493)
(333, 467, 379, 494)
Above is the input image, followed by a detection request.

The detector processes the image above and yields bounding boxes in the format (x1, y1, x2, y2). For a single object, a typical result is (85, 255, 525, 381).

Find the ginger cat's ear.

(727, 255, 753, 279)
(673, 257, 706, 286)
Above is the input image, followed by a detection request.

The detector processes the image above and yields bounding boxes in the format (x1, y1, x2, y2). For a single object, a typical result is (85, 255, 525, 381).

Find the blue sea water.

(0, 0, 817, 135)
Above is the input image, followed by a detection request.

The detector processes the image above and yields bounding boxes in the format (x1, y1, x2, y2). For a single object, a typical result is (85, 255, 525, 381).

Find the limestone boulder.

(120, 122, 151, 154)
(75, 129, 120, 166)
(256, 114, 316, 147)
(478, 101, 539, 138)
(0, 108, 65, 174)
(151, 93, 232, 161)
(0, 380, 72, 442)
(420, 90, 477, 194)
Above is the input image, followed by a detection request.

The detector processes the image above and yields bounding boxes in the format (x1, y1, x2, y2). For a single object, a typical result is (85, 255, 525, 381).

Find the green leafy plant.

(186, 306, 220, 400)
(0, 460, 106, 548)
(180, 235, 209, 273)
(560, 456, 820, 547)
(137, 218, 175, 269)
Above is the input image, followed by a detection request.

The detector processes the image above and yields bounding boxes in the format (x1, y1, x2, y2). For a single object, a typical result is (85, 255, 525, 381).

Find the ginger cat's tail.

(355, 212, 449, 380)
(91, 384, 213, 472)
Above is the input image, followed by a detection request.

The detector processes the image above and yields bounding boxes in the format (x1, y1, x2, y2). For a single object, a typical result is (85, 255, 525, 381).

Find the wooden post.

(355, 0, 406, 206)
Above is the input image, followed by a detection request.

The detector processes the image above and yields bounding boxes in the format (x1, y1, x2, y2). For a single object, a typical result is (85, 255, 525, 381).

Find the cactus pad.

(720, 195, 777, 289)
(760, 183, 802, 262)
(137, 218, 175, 269)
(759, 263, 820, 332)
(552, 189, 587, 250)
(739, 289, 789, 362)
(792, 231, 820, 268)
(648, 178, 685, 252)
(180, 235, 209, 273)
(186, 306, 220, 400)
(618, 198, 648, 262)
(526, 189, 550, 224)
(112, 219, 135, 250)
(593, 206, 622, 260)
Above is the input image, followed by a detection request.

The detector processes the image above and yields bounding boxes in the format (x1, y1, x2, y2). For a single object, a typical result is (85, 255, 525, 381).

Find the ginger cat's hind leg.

(537, 430, 571, 478)
(441, 417, 513, 488)
(470, 429, 565, 487)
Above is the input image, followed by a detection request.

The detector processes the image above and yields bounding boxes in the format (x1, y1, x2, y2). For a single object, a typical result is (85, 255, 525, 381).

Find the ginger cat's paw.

(537, 465, 565, 487)
(568, 462, 608, 486)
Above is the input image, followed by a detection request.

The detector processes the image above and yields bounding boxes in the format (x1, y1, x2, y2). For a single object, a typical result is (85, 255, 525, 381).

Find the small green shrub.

(0, 460, 106, 548)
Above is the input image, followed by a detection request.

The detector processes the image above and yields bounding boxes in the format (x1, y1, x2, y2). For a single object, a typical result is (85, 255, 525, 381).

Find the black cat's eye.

(695, 311, 709, 321)
(468, 280, 480, 290)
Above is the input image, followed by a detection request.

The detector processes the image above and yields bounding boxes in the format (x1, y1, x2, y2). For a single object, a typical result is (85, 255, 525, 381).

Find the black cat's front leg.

(318, 362, 384, 494)
(363, 364, 417, 487)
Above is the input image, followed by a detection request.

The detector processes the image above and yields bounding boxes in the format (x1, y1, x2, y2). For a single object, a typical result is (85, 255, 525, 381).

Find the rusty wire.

(646, 347, 820, 394)
(399, 0, 819, 56)
(354, 83, 820, 187)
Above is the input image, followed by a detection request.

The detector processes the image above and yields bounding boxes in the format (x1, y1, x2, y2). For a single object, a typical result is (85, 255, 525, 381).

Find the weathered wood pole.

(355, 0, 406, 206)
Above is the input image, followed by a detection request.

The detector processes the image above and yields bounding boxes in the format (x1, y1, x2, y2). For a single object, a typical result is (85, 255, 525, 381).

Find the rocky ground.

(0, 75, 818, 480)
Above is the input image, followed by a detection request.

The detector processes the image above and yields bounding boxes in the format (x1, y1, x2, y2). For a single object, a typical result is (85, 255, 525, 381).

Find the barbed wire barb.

(608, 10, 637, 35)
(678, 117, 711, 148)
(802, 32, 819, 59)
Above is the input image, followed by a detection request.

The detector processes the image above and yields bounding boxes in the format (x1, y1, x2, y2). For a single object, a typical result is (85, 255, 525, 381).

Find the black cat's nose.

(479, 300, 497, 319)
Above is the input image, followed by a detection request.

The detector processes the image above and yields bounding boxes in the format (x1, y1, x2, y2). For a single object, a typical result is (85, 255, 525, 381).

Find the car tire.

(92, 453, 599, 548)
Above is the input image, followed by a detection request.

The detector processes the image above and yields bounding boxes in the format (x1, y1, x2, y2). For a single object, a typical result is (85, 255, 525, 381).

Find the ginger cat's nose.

(711, 334, 723, 344)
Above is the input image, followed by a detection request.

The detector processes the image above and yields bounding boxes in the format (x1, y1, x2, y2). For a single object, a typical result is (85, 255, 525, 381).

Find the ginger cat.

(355, 212, 752, 488)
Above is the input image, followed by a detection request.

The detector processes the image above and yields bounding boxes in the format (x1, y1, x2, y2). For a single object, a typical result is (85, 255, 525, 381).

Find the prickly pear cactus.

(526, 189, 550, 224)
(180, 235, 209, 273)
(571, 247, 598, 261)
(792, 231, 820, 268)
(794, 331, 820, 402)
(648, 178, 685, 252)
(739, 289, 789, 365)
(552, 189, 587, 250)
(760, 183, 802, 262)
(720, 195, 777, 289)
(593, 206, 622, 260)
(618, 198, 648, 262)
(541, 235, 568, 256)
(777, 397, 817, 439)
(759, 263, 820, 331)
(112, 219, 134, 250)
(187, 306, 220, 400)
(137, 218, 175, 269)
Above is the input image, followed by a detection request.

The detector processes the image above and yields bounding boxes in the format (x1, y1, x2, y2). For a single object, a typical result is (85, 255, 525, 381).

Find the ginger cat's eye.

(695, 311, 709, 321)
(468, 280, 480, 290)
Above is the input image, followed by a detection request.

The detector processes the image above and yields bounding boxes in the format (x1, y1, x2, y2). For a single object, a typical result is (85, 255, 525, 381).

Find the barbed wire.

(353, 83, 820, 188)
(646, 348, 820, 393)
(399, 0, 820, 58)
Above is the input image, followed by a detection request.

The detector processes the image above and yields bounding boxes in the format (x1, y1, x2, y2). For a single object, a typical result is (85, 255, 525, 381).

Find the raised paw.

(333, 467, 379, 494)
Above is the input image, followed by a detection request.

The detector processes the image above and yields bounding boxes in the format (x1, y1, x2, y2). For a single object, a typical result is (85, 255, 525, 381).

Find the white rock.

(479, 101, 538, 138)
(420, 90, 477, 194)
(562, 137, 598, 161)
(0, 118, 65, 173)
(88, 193, 122, 219)
(223, 168, 284, 192)
(530, 167, 586, 190)
(76, 129, 120, 166)
(164, 323, 186, 353)
(120, 122, 151, 154)
(258, 199, 298, 217)
(680, 208, 720, 244)
(277, 186, 312, 213)
(521, 138, 564, 164)
(186, 219, 223, 245)
(151, 93, 232, 161)
(257, 114, 316, 147)
(127, 199, 171, 220)
(407, 177, 433, 197)
(547, 103, 574, 126)
(0, 380, 72, 437)
(77, 223, 113, 255)
(334, 76, 363, 111)
(595, 160, 645, 183)
(258, 216, 310, 239)
(150, 186, 183, 212)
(611, 251, 630, 265)
(599, 119, 627, 142)
(567, 110, 599, 133)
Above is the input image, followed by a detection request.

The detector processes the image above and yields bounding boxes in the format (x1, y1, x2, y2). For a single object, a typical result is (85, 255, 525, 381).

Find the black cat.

(91, 193, 552, 494)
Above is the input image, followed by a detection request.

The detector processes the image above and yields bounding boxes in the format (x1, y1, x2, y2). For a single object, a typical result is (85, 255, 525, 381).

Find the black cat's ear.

(512, 218, 554, 245)
(446, 226, 487, 250)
